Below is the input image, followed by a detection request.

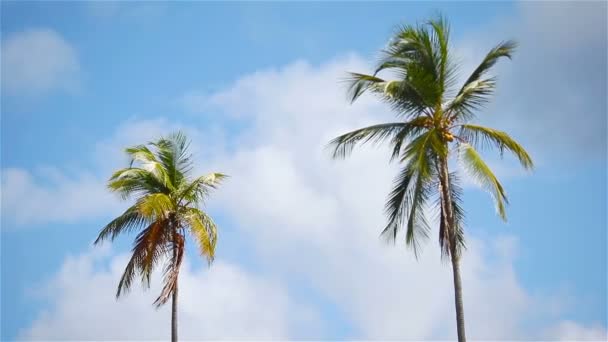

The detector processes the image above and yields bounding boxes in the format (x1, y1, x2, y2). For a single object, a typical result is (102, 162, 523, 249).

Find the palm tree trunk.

(438, 157, 467, 342)
(451, 252, 466, 342)
(171, 282, 178, 342)
(171, 223, 179, 342)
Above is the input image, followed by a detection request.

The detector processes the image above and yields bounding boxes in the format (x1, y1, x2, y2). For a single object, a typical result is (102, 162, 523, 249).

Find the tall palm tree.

(328, 16, 532, 342)
(95, 132, 226, 342)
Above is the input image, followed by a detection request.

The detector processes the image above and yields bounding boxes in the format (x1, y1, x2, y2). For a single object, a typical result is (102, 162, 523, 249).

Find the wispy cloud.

(1, 29, 81, 96)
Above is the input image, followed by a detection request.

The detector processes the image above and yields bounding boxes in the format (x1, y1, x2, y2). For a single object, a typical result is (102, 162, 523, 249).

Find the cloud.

(21, 247, 320, 340)
(1, 168, 118, 226)
(457, 2, 607, 161)
(547, 321, 608, 341)
(1, 118, 198, 227)
(1, 29, 81, 96)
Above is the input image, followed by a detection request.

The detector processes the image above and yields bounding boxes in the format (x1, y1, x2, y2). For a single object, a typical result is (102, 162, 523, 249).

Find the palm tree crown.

(95, 132, 226, 306)
(329, 15, 533, 258)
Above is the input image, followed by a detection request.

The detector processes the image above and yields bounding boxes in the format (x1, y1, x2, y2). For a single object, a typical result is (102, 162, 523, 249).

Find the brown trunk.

(438, 157, 467, 342)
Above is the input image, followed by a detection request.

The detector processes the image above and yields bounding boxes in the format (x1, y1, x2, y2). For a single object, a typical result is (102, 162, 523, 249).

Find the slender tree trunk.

(451, 252, 466, 342)
(171, 220, 179, 342)
(438, 157, 467, 342)
(171, 282, 178, 342)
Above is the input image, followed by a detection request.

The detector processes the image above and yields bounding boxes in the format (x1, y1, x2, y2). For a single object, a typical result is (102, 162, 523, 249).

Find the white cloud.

(0, 118, 208, 227)
(1, 167, 118, 226)
(547, 321, 608, 341)
(1, 29, 80, 96)
(21, 247, 319, 340)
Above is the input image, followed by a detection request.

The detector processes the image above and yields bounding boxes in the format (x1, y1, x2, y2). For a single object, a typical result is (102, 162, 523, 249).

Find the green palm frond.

(328, 122, 421, 159)
(427, 14, 456, 96)
(95, 205, 148, 244)
(136, 193, 175, 220)
(448, 41, 516, 120)
(346, 72, 386, 103)
(177, 173, 228, 206)
(126, 145, 158, 166)
(108, 167, 170, 200)
(458, 124, 533, 169)
(459, 143, 508, 220)
(436, 172, 466, 258)
(462, 41, 516, 88)
(405, 171, 432, 256)
(382, 131, 438, 256)
(447, 78, 496, 121)
(185, 207, 218, 263)
(152, 131, 192, 189)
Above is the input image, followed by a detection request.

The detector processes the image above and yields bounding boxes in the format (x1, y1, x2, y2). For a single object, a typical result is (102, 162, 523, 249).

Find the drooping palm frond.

(436, 172, 466, 258)
(185, 207, 218, 263)
(95, 205, 148, 244)
(116, 219, 172, 297)
(458, 124, 533, 169)
(459, 143, 508, 220)
(154, 233, 184, 307)
(382, 131, 438, 255)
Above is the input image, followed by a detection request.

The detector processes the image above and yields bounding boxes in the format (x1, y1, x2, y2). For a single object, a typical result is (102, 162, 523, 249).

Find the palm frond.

(184, 207, 218, 263)
(462, 40, 516, 88)
(447, 78, 496, 121)
(108, 167, 170, 200)
(427, 14, 456, 96)
(459, 143, 508, 220)
(328, 122, 423, 159)
(345, 72, 386, 103)
(449, 41, 516, 120)
(126, 145, 158, 167)
(177, 172, 228, 206)
(436, 172, 466, 259)
(152, 131, 192, 190)
(95, 205, 148, 244)
(154, 233, 184, 307)
(116, 219, 171, 297)
(136, 193, 175, 220)
(382, 131, 437, 255)
(458, 124, 533, 169)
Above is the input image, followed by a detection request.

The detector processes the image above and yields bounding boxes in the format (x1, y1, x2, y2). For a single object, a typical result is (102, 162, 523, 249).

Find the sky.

(1, 1, 606, 340)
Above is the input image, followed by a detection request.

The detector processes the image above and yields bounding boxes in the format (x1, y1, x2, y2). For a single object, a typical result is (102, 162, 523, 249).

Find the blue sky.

(1, 1, 606, 340)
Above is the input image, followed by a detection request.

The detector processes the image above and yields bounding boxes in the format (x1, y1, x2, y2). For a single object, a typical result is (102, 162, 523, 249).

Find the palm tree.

(95, 132, 226, 342)
(328, 16, 532, 342)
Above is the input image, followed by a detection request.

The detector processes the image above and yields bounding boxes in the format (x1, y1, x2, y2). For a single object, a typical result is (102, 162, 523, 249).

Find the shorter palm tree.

(95, 132, 226, 342)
